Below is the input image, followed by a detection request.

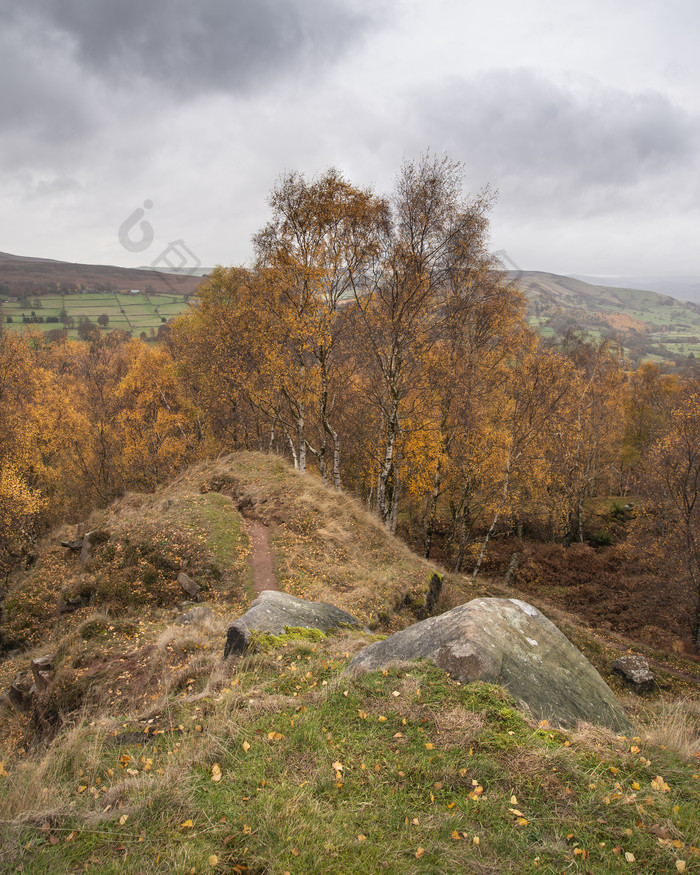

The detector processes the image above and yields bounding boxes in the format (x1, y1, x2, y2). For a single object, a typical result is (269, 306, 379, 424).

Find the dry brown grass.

(202, 452, 452, 629)
(639, 697, 700, 760)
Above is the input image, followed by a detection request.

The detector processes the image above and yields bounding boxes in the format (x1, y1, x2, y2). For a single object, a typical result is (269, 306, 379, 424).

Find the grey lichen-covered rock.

(613, 655, 655, 692)
(224, 591, 364, 658)
(348, 597, 631, 732)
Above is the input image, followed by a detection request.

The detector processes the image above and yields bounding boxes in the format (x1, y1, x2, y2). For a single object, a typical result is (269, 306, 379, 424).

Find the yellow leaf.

(630, 746, 640, 754)
(425, 743, 434, 750)
(378, 715, 387, 723)
(412, 818, 420, 825)
(242, 825, 251, 835)
(510, 795, 517, 805)
(211, 763, 222, 782)
(676, 862, 687, 873)
(209, 855, 219, 867)
(415, 847, 425, 858)
(451, 830, 461, 841)
(509, 809, 524, 818)
(518, 818, 529, 826)
(332, 761, 343, 772)
(632, 782, 640, 791)
(180, 820, 194, 829)
(119, 814, 129, 826)
(358, 834, 366, 842)
(77, 785, 87, 794)
(473, 836, 480, 845)
(625, 852, 635, 862)
(242, 741, 251, 753)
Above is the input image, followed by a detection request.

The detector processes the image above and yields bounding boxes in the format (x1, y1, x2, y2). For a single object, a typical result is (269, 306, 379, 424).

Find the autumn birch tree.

(253, 169, 386, 486)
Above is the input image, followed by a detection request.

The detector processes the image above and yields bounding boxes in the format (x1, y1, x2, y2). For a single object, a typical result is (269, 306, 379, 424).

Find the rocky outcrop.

(348, 597, 631, 732)
(224, 590, 364, 658)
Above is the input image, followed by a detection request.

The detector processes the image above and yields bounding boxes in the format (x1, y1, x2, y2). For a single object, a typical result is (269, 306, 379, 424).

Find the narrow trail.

(246, 520, 280, 594)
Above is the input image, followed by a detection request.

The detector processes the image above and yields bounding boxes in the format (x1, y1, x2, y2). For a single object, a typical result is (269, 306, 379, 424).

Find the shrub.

(589, 530, 614, 547)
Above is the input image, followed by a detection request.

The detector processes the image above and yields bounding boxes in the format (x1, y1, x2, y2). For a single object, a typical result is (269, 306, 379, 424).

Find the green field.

(0, 292, 191, 340)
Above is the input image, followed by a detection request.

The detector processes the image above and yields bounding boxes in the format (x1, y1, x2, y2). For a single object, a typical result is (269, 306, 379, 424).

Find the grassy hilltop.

(0, 454, 699, 874)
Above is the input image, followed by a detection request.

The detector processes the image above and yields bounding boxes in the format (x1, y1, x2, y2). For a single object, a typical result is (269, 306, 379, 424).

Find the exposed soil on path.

(246, 520, 280, 594)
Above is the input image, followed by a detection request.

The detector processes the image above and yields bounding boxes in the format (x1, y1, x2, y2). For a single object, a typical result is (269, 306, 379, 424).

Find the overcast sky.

(1, 0, 698, 277)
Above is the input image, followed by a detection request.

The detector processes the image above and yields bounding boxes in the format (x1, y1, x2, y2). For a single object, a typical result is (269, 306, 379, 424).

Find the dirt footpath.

(246, 520, 280, 594)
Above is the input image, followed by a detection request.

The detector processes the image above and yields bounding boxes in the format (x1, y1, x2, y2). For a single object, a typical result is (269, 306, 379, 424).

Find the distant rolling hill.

(0, 251, 204, 296)
(570, 274, 700, 306)
(510, 270, 700, 363)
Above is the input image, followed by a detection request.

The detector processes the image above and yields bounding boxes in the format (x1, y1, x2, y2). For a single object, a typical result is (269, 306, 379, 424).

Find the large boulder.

(224, 591, 364, 658)
(348, 597, 631, 732)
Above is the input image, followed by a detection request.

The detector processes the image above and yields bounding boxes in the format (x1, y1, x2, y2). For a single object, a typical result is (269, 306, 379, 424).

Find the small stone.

(31, 654, 56, 690)
(177, 572, 201, 600)
(613, 655, 655, 692)
(175, 606, 212, 626)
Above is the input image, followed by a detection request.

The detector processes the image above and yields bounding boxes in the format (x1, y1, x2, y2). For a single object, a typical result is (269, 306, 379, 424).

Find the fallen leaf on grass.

(209, 855, 219, 867)
(119, 815, 129, 826)
(180, 820, 194, 829)
(415, 848, 425, 858)
(242, 741, 251, 753)
(211, 764, 222, 782)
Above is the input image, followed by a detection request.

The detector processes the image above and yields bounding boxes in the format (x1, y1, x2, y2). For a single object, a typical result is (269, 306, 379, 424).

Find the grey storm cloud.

(412, 69, 699, 211)
(10, 0, 374, 97)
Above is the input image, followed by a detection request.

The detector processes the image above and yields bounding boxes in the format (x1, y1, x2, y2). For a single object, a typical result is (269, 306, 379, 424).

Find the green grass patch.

(2, 638, 698, 874)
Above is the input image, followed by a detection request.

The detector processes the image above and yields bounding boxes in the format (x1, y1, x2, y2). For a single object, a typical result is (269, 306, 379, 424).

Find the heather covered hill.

(0, 250, 202, 296)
